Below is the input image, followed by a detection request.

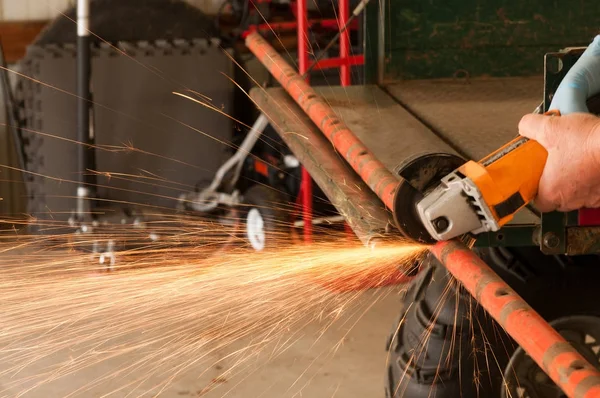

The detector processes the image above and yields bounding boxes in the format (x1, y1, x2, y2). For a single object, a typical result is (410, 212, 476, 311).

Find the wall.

(0, 0, 219, 20)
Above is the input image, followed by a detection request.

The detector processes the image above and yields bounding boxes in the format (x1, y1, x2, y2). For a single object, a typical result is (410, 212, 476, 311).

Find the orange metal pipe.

(245, 32, 400, 211)
(430, 240, 600, 398)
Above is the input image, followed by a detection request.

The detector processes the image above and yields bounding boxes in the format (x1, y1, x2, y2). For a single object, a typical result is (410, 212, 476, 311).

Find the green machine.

(365, 1, 599, 82)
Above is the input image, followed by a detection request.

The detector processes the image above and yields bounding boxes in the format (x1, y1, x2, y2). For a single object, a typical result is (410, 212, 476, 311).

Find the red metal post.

(296, 0, 313, 242)
(430, 240, 600, 398)
(301, 168, 312, 241)
(297, 0, 309, 77)
(241, 20, 355, 39)
(313, 55, 364, 70)
(246, 32, 400, 211)
(339, 0, 351, 86)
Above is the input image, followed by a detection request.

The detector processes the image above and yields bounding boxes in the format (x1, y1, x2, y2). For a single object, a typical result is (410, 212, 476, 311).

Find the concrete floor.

(0, 288, 404, 398)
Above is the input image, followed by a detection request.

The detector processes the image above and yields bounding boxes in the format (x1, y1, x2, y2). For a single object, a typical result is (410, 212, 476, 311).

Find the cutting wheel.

(393, 153, 465, 244)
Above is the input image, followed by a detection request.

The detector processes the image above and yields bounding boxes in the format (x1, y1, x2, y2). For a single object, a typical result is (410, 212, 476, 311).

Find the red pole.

(296, 0, 313, 242)
(430, 240, 600, 398)
(246, 32, 400, 211)
(297, 0, 309, 77)
(339, 0, 351, 86)
(301, 168, 312, 242)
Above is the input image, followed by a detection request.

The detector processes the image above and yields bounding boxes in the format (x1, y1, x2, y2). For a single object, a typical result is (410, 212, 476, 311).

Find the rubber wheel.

(241, 185, 290, 251)
(385, 247, 600, 398)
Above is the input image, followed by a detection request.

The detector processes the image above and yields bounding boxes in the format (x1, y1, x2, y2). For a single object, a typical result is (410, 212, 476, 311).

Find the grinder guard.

(392, 153, 464, 243)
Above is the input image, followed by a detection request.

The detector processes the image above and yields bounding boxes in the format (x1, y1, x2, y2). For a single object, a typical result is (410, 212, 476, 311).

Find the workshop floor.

(0, 287, 403, 398)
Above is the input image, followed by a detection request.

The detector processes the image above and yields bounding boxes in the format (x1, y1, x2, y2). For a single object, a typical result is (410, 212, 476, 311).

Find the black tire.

(241, 185, 290, 251)
(385, 247, 600, 398)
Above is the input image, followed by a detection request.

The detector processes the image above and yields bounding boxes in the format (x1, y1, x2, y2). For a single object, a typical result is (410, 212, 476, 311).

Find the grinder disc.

(393, 153, 464, 244)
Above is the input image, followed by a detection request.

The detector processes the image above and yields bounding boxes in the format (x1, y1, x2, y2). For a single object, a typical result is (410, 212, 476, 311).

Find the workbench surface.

(385, 76, 542, 159)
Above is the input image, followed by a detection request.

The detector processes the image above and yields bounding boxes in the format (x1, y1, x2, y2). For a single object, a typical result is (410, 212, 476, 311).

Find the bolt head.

(543, 232, 560, 249)
(433, 217, 450, 233)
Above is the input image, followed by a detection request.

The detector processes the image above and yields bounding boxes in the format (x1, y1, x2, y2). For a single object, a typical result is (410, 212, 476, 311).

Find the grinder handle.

(462, 111, 558, 228)
(460, 134, 548, 227)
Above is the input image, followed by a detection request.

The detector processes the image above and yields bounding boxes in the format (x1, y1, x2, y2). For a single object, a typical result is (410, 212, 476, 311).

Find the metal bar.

(296, 0, 309, 78)
(474, 225, 538, 248)
(313, 55, 364, 70)
(430, 240, 600, 398)
(339, 0, 351, 86)
(245, 32, 401, 211)
(296, 0, 313, 242)
(240, 19, 359, 38)
(293, 215, 346, 227)
(301, 167, 313, 242)
(76, 0, 96, 217)
(250, 87, 395, 246)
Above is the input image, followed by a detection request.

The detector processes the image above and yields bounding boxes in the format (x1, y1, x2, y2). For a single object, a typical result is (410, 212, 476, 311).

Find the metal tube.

(76, 0, 95, 215)
(245, 32, 401, 211)
(339, 0, 351, 86)
(250, 87, 395, 245)
(301, 167, 313, 241)
(297, 0, 309, 76)
(296, 0, 313, 242)
(430, 240, 600, 398)
(216, 113, 269, 191)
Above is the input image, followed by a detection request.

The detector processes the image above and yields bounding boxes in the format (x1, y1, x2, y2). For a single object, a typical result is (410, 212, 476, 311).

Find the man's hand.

(518, 113, 600, 212)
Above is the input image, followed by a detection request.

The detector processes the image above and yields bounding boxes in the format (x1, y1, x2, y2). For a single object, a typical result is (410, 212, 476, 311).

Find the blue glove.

(549, 35, 600, 115)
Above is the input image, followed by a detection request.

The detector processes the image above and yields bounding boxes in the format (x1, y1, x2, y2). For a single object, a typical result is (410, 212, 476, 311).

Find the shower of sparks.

(0, 216, 426, 397)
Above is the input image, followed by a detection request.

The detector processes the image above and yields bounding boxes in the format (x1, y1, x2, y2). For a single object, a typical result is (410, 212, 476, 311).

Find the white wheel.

(246, 208, 266, 251)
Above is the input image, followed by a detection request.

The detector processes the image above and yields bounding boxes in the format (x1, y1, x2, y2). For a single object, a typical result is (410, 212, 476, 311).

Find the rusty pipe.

(430, 240, 600, 398)
(245, 32, 401, 211)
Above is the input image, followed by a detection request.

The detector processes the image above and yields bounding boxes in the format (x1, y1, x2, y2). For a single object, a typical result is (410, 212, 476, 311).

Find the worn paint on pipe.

(430, 240, 600, 398)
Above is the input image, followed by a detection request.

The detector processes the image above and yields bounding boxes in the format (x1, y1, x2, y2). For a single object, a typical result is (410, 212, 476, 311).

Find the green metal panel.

(364, 0, 600, 83)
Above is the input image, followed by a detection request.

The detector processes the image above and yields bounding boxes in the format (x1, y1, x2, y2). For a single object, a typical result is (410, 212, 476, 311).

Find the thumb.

(518, 113, 555, 147)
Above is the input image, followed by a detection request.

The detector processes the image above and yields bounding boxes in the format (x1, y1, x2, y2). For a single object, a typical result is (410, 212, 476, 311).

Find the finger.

(534, 177, 560, 212)
(518, 114, 554, 146)
(533, 196, 557, 213)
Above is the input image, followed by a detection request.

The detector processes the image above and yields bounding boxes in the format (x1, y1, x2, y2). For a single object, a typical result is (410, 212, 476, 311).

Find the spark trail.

(0, 226, 426, 397)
